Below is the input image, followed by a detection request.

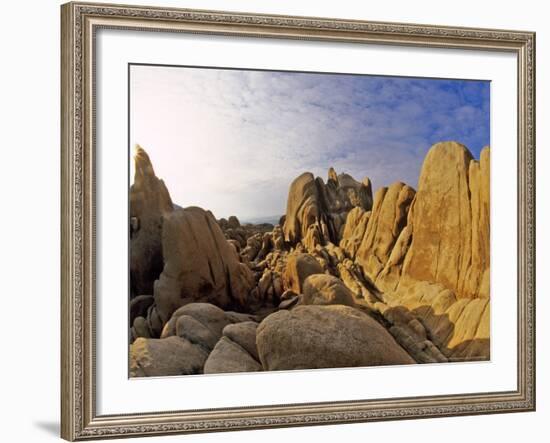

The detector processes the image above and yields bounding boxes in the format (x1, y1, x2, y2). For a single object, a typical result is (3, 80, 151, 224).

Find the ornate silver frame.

(61, 2, 536, 440)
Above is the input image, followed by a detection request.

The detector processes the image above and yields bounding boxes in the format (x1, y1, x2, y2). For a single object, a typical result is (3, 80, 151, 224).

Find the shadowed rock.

(130, 145, 173, 297)
(355, 182, 415, 283)
(204, 337, 262, 374)
(154, 207, 255, 323)
(130, 336, 208, 377)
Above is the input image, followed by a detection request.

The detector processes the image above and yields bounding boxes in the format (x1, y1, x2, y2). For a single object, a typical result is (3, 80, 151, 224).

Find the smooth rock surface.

(401, 142, 490, 299)
(204, 337, 262, 374)
(256, 305, 415, 370)
(153, 207, 255, 323)
(301, 274, 356, 307)
(130, 336, 208, 377)
(282, 253, 323, 294)
(222, 321, 259, 360)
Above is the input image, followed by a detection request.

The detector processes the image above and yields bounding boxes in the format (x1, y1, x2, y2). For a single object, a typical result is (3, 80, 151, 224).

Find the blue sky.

(130, 65, 490, 220)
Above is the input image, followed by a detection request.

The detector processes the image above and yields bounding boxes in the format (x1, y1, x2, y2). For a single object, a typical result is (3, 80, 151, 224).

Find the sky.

(130, 65, 490, 221)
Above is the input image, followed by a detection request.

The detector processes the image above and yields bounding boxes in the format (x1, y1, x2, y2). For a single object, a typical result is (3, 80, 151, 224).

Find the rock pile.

(129, 141, 491, 376)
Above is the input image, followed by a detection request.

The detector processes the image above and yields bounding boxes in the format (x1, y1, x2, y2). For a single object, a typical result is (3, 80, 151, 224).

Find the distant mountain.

(240, 215, 282, 226)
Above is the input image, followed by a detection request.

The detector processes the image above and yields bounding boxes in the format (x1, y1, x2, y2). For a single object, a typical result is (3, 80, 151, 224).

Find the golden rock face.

(153, 206, 256, 323)
(333, 141, 491, 361)
(402, 141, 490, 300)
(282, 169, 373, 249)
(130, 142, 491, 376)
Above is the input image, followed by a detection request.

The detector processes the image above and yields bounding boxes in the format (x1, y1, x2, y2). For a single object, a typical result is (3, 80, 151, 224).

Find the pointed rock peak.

(133, 144, 156, 179)
(362, 177, 372, 188)
(480, 145, 490, 162)
(328, 167, 338, 184)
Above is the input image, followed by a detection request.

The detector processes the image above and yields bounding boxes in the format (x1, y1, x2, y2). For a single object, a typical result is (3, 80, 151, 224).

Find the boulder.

(130, 294, 154, 325)
(160, 303, 233, 351)
(222, 321, 259, 360)
(278, 296, 300, 310)
(241, 233, 262, 262)
(153, 207, 255, 323)
(129, 145, 173, 297)
(130, 336, 208, 377)
(227, 215, 241, 229)
(131, 316, 151, 340)
(282, 253, 323, 294)
(301, 274, 356, 307)
(283, 172, 324, 246)
(204, 337, 262, 374)
(256, 305, 415, 370)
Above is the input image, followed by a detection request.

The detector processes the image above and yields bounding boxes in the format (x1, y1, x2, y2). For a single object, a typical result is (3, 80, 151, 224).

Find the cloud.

(130, 66, 489, 219)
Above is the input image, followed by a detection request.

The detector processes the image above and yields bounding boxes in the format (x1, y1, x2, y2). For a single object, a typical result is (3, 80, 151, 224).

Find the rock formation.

(355, 182, 416, 282)
(129, 145, 173, 297)
(204, 322, 261, 374)
(301, 274, 357, 307)
(400, 142, 490, 299)
(256, 305, 415, 370)
(130, 336, 208, 377)
(282, 253, 323, 294)
(153, 207, 255, 323)
(282, 169, 373, 250)
(129, 142, 491, 377)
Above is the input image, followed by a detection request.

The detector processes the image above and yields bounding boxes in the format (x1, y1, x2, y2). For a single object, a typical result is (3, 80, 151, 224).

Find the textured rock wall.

(130, 145, 173, 297)
(153, 206, 255, 323)
(355, 182, 416, 283)
(129, 142, 491, 375)
(400, 142, 490, 300)
(336, 142, 490, 360)
(283, 169, 372, 250)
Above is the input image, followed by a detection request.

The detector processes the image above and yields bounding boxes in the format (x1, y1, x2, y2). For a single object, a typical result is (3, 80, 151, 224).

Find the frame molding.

(61, 2, 535, 440)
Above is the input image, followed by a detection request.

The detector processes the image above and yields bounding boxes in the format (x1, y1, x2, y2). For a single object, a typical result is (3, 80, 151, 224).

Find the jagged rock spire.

(130, 145, 173, 297)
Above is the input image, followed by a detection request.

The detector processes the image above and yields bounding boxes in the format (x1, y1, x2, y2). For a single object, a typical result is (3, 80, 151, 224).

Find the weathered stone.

(204, 337, 262, 374)
(130, 295, 154, 325)
(401, 142, 489, 299)
(283, 169, 372, 248)
(339, 207, 370, 258)
(224, 311, 262, 323)
(301, 274, 356, 307)
(256, 305, 414, 370)
(153, 207, 255, 323)
(283, 172, 323, 245)
(160, 303, 232, 343)
(130, 336, 208, 377)
(132, 316, 151, 340)
(130, 146, 173, 297)
(278, 296, 300, 310)
(355, 182, 415, 282)
(282, 253, 323, 294)
(463, 147, 490, 298)
(222, 321, 259, 360)
(227, 215, 240, 229)
(174, 315, 219, 351)
(376, 225, 413, 293)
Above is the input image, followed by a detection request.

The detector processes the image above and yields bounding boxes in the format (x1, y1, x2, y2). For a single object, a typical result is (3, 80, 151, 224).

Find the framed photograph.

(61, 1, 536, 440)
